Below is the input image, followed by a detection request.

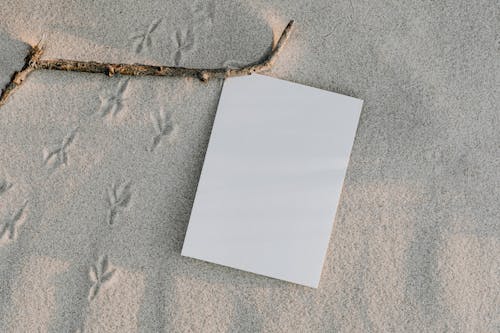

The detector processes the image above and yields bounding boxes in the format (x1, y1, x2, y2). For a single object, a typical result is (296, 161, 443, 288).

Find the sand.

(0, 0, 498, 332)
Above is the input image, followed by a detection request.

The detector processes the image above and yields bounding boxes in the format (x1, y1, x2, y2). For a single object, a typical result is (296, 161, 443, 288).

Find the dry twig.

(0, 20, 294, 107)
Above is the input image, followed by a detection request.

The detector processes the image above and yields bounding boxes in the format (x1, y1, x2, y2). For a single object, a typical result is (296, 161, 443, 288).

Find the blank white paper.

(181, 74, 363, 288)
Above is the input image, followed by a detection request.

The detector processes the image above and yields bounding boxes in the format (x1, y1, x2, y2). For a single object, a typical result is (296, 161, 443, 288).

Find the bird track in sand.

(172, 28, 195, 66)
(99, 79, 130, 118)
(150, 107, 174, 151)
(106, 181, 132, 225)
(0, 178, 13, 196)
(43, 127, 78, 170)
(129, 19, 163, 54)
(88, 255, 116, 301)
(0, 201, 28, 244)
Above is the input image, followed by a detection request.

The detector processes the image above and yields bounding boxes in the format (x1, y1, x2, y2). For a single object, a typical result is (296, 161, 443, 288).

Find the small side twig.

(0, 20, 294, 107)
(0, 45, 43, 107)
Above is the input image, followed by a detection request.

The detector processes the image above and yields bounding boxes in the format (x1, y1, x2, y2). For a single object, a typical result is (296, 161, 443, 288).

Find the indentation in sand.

(149, 106, 175, 152)
(98, 79, 130, 119)
(88, 255, 117, 301)
(129, 19, 163, 54)
(0, 201, 28, 245)
(105, 181, 132, 225)
(43, 127, 78, 171)
(0, 176, 13, 196)
(171, 28, 195, 66)
(85, 266, 145, 332)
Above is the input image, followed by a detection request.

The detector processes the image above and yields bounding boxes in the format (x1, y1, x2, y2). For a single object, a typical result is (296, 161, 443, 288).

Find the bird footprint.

(0, 178, 12, 196)
(99, 79, 130, 118)
(130, 19, 162, 54)
(172, 28, 195, 66)
(88, 255, 116, 301)
(150, 107, 173, 151)
(43, 128, 78, 170)
(0, 201, 28, 243)
(106, 181, 132, 225)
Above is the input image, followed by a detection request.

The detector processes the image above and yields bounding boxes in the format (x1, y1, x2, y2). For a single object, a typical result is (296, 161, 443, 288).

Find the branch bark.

(0, 20, 294, 107)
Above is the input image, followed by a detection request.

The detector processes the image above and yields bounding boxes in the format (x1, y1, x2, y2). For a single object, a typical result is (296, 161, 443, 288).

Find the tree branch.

(0, 20, 294, 107)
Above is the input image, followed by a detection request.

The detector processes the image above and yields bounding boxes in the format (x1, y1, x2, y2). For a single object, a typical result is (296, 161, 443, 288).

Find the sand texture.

(0, 1, 498, 332)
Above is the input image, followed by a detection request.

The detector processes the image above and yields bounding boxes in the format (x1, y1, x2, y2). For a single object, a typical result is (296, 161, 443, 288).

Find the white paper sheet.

(182, 74, 363, 288)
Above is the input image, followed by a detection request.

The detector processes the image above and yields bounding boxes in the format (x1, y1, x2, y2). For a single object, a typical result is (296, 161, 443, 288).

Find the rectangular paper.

(182, 74, 363, 288)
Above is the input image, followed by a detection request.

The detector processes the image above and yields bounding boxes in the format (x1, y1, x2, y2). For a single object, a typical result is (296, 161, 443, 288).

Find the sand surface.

(0, 1, 498, 332)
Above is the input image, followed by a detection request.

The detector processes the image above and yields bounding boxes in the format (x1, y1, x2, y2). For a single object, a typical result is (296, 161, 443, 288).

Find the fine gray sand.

(0, 1, 498, 332)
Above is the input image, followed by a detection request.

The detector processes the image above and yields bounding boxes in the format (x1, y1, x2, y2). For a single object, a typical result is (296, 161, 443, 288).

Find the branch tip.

(0, 43, 44, 107)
